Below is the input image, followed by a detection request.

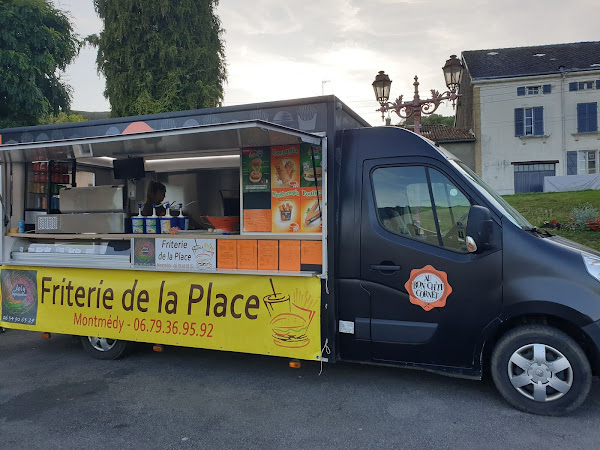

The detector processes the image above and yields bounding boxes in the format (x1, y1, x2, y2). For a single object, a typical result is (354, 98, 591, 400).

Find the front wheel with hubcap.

(80, 336, 129, 360)
(491, 325, 592, 415)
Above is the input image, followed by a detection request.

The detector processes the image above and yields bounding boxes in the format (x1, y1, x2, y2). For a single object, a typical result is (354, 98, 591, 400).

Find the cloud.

(56, 0, 600, 125)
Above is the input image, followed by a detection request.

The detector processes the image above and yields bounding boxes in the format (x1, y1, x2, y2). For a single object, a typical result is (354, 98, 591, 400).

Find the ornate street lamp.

(372, 55, 464, 134)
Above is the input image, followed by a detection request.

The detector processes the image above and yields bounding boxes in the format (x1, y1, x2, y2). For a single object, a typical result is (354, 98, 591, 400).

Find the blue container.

(160, 217, 178, 234)
(178, 216, 189, 230)
(144, 217, 158, 234)
(131, 217, 144, 234)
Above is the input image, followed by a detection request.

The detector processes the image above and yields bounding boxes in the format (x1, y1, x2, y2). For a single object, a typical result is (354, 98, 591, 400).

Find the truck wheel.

(491, 325, 592, 415)
(80, 336, 129, 360)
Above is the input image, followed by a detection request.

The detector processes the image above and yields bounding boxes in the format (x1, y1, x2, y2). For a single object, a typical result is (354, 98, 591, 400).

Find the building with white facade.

(456, 42, 600, 194)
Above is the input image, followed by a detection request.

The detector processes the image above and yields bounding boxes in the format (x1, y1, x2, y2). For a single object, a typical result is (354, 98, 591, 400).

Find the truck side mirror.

(465, 205, 493, 253)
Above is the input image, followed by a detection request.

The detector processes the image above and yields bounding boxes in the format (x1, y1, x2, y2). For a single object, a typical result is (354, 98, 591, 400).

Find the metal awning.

(0, 120, 322, 162)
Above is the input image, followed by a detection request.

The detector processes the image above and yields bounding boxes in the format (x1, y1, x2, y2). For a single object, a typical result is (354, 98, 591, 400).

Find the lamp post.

(372, 55, 464, 134)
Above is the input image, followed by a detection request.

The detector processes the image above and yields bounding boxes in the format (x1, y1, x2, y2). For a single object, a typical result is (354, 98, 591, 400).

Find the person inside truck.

(142, 181, 167, 216)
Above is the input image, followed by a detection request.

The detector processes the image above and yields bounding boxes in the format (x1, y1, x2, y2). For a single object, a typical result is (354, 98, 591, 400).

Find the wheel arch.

(480, 312, 600, 378)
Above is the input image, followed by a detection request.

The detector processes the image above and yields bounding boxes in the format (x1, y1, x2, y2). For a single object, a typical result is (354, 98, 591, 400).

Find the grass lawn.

(503, 190, 600, 251)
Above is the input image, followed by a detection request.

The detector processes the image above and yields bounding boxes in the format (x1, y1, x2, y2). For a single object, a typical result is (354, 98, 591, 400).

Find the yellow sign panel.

(0, 266, 322, 360)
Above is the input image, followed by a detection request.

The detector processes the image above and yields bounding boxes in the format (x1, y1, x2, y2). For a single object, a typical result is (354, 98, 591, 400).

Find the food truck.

(2, 95, 600, 415)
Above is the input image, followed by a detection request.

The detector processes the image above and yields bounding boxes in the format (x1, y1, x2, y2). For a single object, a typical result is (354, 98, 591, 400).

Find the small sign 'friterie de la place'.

(404, 265, 452, 311)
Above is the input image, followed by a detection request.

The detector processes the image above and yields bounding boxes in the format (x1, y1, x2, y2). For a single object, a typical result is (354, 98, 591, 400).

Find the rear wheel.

(491, 325, 592, 415)
(80, 336, 129, 360)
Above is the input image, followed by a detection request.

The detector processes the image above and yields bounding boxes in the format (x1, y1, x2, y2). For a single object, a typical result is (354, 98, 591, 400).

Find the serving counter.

(5, 232, 324, 277)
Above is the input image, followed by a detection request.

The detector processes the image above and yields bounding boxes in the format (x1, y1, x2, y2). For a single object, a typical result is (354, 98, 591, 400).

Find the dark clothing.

(142, 203, 166, 217)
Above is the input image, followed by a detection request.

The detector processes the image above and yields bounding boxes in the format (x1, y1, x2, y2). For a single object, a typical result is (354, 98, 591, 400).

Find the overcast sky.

(55, 0, 599, 126)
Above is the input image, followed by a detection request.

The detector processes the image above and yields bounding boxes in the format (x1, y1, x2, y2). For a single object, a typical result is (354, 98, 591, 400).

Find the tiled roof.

(404, 125, 475, 143)
(463, 41, 600, 80)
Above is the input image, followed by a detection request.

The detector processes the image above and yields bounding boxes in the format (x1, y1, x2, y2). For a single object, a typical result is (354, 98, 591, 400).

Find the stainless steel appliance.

(60, 185, 125, 213)
(36, 185, 127, 234)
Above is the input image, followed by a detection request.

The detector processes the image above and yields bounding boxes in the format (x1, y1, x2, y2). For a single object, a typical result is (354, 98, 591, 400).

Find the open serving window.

(0, 121, 327, 277)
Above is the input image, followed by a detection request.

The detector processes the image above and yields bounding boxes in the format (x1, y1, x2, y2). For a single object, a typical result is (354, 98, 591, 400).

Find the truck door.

(360, 157, 502, 369)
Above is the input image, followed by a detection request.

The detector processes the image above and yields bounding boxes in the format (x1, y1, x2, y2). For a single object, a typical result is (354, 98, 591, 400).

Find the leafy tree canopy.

(90, 0, 227, 117)
(39, 111, 87, 125)
(419, 114, 455, 127)
(0, 0, 79, 128)
(398, 114, 455, 128)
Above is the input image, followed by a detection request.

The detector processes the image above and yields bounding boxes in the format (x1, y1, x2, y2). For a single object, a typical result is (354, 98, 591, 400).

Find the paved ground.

(1, 329, 599, 449)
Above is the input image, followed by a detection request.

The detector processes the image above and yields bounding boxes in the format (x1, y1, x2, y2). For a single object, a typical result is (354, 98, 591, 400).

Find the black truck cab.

(333, 126, 600, 415)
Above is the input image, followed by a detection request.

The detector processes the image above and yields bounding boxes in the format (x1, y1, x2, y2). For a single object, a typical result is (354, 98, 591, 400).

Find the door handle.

(370, 264, 402, 272)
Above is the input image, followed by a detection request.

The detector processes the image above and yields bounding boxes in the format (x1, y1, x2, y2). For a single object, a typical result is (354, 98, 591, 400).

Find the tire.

(80, 336, 129, 360)
(491, 325, 592, 416)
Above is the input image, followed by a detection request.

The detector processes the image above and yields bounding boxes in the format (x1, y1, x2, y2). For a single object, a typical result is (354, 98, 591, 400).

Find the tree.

(39, 112, 87, 125)
(419, 114, 455, 127)
(90, 0, 227, 117)
(0, 0, 79, 128)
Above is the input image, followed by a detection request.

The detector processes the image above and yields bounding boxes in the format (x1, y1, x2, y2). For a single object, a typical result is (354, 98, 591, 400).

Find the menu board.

(301, 187, 322, 232)
(272, 189, 301, 233)
(243, 209, 272, 232)
(242, 144, 322, 234)
(300, 144, 322, 187)
(271, 145, 300, 189)
(237, 240, 258, 270)
(258, 240, 279, 271)
(242, 147, 270, 193)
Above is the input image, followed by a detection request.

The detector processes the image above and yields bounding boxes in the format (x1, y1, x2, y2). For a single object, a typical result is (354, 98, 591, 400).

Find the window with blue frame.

(569, 81, 600, 91)
(515, 107, 544, 136)
(577, 102, 598, 133)
(517, 85, 551, 95)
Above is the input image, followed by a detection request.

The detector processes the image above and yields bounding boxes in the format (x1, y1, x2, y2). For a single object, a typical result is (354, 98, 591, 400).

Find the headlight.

(582, 254, 600, 282)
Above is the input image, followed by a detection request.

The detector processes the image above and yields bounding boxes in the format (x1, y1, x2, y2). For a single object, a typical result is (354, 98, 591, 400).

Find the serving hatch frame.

(0, 120, 328, 280)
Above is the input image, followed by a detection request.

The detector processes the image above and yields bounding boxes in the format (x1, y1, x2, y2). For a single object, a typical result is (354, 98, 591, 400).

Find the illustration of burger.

(263, 279, 317, 349)
(251, 158, 262, 170)
(269, 313, 310, 348)
(249, 170, 262, 183)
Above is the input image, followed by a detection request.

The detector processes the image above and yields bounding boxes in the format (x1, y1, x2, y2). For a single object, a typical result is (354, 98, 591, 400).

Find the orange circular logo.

(404, 265, 452, 311)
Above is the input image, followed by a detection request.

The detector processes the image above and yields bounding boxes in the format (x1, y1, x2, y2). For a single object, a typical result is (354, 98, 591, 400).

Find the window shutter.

(569, 82, 578, 92)
(514, 108, 524, 137)
(590, 102, 598, 132)
(543, 84, 552, 94)
(533, 107, 544, 136)
(596, 80, 600, 90)
(517, 87, 525, 96)
(577, 103, 587, 132)
(567, 151, 577, 175)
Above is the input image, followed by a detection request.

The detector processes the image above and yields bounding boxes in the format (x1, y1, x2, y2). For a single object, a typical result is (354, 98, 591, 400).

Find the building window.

(578, 151, 597, 174)
(570, 81, 600, 91)
(515, 107, 544, 137)
(524, 108, 533, 135)
(577, 102, 598, 133)
(517, 85, 551, 95)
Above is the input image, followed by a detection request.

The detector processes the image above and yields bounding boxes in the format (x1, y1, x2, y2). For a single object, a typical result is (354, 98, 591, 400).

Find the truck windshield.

(451, 160, 533, 229)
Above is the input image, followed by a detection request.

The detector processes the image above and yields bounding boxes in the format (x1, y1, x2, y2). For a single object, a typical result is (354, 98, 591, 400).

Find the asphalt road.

(1, 329, 599, 450)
